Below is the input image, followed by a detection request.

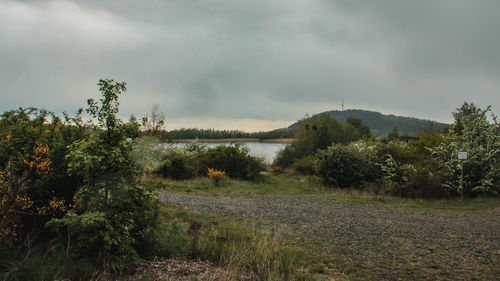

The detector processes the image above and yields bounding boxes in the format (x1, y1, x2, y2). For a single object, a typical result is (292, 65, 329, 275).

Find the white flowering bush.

(433, 103, 499, 196)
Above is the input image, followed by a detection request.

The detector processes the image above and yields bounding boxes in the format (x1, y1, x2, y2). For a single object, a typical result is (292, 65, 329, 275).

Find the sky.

(1, 0, 499, 132)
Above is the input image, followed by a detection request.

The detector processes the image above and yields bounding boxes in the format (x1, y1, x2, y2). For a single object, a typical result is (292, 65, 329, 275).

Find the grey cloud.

(0, 0, 498, 126)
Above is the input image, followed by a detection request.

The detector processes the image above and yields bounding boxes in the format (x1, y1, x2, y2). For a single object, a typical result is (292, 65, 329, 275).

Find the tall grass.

(144, 206, 303, 280)
(1, 203, 303, 281)
(0, 247, 111, 281)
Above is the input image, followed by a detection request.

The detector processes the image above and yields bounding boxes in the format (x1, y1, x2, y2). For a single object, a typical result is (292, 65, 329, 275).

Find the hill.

(289, 109, 450, 137)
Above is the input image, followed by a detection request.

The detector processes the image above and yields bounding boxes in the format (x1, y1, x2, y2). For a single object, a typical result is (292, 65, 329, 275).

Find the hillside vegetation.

(290, 109, 450, 137)
(162, 109, 449, 141)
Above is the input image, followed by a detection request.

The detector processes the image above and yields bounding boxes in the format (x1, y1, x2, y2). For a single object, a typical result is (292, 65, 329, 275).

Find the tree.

(433, 102, 499, 196)
(87, 79, 126, 133)
(274, 114, 372, 167)
(142, 104, 166, 134)
(51, 79, 158, 263)
(388, 126, 399, 140)
(70, 79, 133, 204)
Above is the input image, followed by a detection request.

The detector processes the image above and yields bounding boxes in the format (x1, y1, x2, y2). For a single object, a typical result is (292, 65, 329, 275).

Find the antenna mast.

(342, 97, 344, 111)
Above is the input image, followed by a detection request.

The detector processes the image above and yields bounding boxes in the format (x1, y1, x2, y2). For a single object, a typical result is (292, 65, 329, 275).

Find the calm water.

(167, 142, 287, 164)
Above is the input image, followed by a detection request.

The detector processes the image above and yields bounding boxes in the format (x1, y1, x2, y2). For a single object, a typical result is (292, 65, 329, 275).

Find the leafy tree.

(345, 117, 371, 140)
(87, 79, 126, 133)
(433, 103, 499, 196)
(50, 79, 158, 264)
(275, 114, 372, 167)
(388, 126, 399, 140)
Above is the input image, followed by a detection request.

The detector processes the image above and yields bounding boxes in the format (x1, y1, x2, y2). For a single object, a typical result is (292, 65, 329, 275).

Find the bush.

(274, 145, 300, 168)
(291, 157, 317, 175)
(154, 152, 196, 180)
(432, 103, 499, 197)
(274, 114, 372, 167)
(153, 144, 265, 181)
(403, 165, 449, 198)
(207, 168, 227, 186)
(198, 144, 265, 180)
(317, 143, 377, 188)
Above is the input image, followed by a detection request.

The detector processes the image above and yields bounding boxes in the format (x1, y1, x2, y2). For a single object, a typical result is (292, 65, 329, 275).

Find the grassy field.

(147, 174, 500, 212)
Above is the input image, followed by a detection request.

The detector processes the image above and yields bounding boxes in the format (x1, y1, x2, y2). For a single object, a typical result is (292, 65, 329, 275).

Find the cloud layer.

(1, 0, 499, 129)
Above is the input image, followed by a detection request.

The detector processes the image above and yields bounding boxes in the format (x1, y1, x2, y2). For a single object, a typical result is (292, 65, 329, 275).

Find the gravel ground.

(158, 191, 500, 281)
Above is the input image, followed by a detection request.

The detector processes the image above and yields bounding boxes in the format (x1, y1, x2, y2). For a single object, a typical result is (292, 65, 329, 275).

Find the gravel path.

(158, 191, 500, 281)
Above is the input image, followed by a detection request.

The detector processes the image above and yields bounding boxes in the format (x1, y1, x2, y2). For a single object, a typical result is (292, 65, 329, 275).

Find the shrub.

(198, 144, 265, 180)
(317, 143, 376, 188)
(274, 145, 301, 168)
(403, 165, 449, 198)
(432, 103, 499, 197)
(207, 168, 227, 186)
(154, 153, 196, 180)
(270, 166, 282, 175)
(291, 157, 317, 175)
(274, 114, 372, 167)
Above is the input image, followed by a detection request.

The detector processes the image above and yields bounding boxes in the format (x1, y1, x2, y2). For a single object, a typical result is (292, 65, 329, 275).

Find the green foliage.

(0, 246, 107, 281)
(402, 165, 449, 198)
(48, 79, 159, 266)
(155, 151, 196, 180)
(154, 144, 266, 181)
(388, 126, 399, 139)
(359, 139, 449, 198)
(274, 145, 301, 167)
(317, 143, 377, 188)
(86, 79, 126, 132)
(166, 127, 294, 140)
(289, 109, 450, 136)
(0, 108, 85, 244)
(275, 114, 372, 167)
(433, 103, 499, 196)
(315, 139, 450, 198)
(291, 157, 317, 175)
(198, 144, 265, 180)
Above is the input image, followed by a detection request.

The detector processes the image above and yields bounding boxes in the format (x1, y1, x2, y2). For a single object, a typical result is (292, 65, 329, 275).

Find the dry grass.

(132, 258, 257, 281)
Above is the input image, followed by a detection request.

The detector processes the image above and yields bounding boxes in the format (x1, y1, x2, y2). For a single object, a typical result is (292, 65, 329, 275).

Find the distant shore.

(169, 138, 294, 144)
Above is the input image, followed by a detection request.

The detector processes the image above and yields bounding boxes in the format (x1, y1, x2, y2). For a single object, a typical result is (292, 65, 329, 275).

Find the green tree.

(274, 114, 372, 167)
(50, 79, 158, 264)
(433, 103, 499, 196)
(388, 126, 399, 140)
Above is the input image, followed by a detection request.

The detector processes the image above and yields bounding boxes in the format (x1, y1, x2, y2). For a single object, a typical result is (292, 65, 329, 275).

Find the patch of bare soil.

(133, 258, 256, 281)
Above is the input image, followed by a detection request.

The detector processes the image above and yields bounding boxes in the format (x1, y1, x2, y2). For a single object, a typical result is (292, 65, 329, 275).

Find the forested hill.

(164, 110, 449, 139)
(290, 109, 450, 137)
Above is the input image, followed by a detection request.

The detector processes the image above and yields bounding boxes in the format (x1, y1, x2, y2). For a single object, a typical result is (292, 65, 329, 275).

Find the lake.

(166, 142, 287, 164)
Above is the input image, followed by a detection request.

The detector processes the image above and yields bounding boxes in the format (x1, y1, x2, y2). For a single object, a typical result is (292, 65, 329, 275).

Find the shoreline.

(169, 138, 294, 144)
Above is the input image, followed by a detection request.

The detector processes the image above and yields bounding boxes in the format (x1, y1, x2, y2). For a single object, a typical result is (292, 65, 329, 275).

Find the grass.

(145, 174, 500, 212)
(9, 174, 495, 280)
(139, 205, 313, 280)
(149, 174, 500, 280)
(0, 203, 312, 281)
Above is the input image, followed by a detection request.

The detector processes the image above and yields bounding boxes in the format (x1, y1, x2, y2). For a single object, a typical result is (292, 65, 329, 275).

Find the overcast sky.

(1, 0, 499, 131)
